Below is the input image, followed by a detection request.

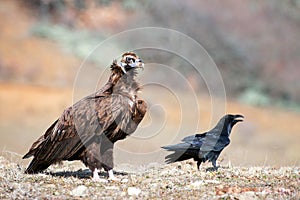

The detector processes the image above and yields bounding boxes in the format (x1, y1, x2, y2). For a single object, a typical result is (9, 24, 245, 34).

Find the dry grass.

(0, 155, 299, 199)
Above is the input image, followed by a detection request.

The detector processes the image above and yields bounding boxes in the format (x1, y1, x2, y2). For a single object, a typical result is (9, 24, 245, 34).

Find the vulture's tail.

(24, 158, 51, 174)
(23, 119, 59, 174)
(162, 143, 197, 164)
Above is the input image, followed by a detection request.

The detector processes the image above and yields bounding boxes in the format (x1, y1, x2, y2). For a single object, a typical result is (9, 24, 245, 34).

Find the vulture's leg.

(84, 143, 107, 182)
(102, 148, 120, 181)
(92, 168, 108, 182)
(108, 169, 119, 181)
(92, 168, 100, 181)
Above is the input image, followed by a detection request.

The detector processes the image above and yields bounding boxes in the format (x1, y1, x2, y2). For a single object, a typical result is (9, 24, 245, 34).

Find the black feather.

(162, 114, 244, 170)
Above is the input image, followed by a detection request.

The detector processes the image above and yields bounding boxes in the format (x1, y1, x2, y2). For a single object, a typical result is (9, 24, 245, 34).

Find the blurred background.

(0, 0, 300, 168)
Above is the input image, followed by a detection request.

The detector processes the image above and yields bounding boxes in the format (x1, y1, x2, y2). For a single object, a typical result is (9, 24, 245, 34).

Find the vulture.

(23, 52, 147, 181)
(162, 114, 244, 170)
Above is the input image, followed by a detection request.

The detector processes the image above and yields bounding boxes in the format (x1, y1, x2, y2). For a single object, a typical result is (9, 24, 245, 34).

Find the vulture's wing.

(23, 108, 84, 173)
(23, 119, 58, 159)
(23, 92, 136, 173)
(23, 96, 98, 173)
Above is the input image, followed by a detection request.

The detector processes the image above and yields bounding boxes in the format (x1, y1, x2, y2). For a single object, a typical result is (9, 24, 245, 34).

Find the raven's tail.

(164, 151, 194, 164)
(162, 143, 196, 164)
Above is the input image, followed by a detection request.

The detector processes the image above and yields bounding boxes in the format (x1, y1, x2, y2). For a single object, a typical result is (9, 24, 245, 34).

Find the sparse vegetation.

(24, 0, 300, 111)
(30, 23, 107, 64)
(0, 156, 299, 199)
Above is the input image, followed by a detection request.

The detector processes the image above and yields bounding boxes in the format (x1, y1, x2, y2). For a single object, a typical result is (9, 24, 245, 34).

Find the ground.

(0, 156, 299, 199)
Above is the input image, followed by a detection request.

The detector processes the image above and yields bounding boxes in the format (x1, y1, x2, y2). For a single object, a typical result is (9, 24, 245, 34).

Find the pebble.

(127, 187, 141, 196)
(46, 184, 56, 189)
(205, 180, 220, 184)
(121, 178, 129, 183)
(96, 178, 108, 183)
(238, 191, 258, 200)
(105, 186, 119, 190)
(189, 180, 204, 189)
(160, 168, 177, 176)
(70, 185, 87, 197)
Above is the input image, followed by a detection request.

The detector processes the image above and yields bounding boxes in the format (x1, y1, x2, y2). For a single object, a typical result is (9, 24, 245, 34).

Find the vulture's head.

(116, 52, 144, 74)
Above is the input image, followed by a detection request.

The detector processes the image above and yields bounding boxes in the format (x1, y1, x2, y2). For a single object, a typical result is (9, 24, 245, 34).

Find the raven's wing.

(201, 128, 230, 152)
(180, 128, 230, 154)
(196, 128, 230, 162)
(162, 133, 208, 163)
(162, 143, 195, 151)
(162, 143, 199, 163)
(180, 132, 219, 159)
(181, 132, 207, 146)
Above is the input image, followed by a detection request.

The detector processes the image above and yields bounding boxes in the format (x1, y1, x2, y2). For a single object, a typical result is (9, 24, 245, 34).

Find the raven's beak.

(233, 114, 244, 123)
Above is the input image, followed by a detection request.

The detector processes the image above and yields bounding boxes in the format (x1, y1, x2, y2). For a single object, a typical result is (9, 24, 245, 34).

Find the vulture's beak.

(127, 58, 144, 70)
(136, 59, 144, 70)
(120, 59, 144, 74)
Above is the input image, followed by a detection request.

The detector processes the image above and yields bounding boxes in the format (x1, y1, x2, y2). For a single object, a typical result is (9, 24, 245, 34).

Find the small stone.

(160, 168, 177, 176)
(205, 180, 220, 184)
(121, 178, 129, 183)
(46, 184, 56, 188)
(120, 191, 127, 197)
(95, 178, 108, 183)
(70, 185, 87, 197)
(127, 187, 141, 196)
(36, 174, 48, 178)
(190, 180, 204, 189)
(105, 186, 119, 190)
(238, 191, 258, 200)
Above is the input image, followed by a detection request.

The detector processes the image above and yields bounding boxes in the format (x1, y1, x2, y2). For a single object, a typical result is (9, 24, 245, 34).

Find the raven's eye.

(126, 57, 135, 62)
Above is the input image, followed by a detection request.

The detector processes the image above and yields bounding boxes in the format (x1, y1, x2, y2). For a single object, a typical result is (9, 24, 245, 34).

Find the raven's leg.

(197, 160, 202, 170)
(212, 159, 218, 170)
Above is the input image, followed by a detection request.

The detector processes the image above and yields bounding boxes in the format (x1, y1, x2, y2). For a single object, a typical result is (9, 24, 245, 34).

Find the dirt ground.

(0, 155, 299, 199)
(1, 1, 299, 168)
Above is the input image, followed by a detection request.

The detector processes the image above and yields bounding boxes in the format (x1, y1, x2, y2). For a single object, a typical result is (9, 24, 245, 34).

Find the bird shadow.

(205, 166, 219, 172)
(47, 169, 128, 179)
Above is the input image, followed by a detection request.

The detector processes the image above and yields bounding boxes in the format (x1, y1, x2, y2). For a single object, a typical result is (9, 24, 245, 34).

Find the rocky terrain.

(0, 155, 299, 199)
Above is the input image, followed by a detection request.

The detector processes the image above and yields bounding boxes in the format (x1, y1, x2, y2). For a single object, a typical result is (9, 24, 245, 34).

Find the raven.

(162, 114, 244, 170)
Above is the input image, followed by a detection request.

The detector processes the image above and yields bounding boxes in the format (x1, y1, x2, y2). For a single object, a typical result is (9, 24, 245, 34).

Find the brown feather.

(23, 53, 147, 175)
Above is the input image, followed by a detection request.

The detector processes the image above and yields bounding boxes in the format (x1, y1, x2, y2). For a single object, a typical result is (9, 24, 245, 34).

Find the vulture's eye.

(126, 57, 135, 63)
